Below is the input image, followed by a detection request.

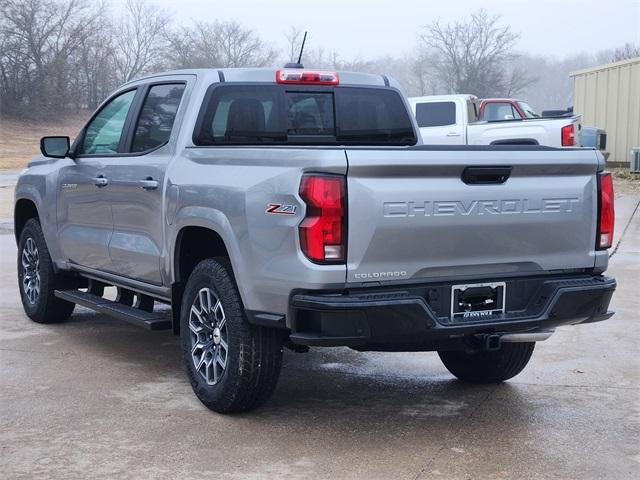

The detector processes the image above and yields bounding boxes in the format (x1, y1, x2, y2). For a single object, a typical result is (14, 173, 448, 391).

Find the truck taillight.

(276, 69, 339, 85)
(299, 175, 345, 263)
(561, 124, 575, 146)
(597, 171, 615, 250)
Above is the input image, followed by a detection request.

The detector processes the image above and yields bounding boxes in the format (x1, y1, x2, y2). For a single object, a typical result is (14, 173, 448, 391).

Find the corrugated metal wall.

(571, 57, 640, 164)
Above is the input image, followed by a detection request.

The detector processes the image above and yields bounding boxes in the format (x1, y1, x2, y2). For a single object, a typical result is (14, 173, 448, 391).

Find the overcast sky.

(122, 0, 640, 60)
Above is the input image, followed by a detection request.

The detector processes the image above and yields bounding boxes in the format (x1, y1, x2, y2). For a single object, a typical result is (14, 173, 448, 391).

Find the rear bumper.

(288, 274, 616, 349)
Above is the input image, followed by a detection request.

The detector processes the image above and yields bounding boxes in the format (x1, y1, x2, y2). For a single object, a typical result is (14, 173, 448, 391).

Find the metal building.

(571, 57, 640, 164)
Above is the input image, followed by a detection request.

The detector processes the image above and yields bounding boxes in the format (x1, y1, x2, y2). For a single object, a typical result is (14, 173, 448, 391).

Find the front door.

(57, 88, 138, 271)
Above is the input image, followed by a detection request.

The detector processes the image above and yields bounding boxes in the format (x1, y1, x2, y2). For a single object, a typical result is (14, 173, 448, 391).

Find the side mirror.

(504, 114, 514, 120)
(40, 136, 70, 158)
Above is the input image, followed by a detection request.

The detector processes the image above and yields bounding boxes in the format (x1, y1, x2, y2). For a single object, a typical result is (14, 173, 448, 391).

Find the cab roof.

(125, 68, 395, 88)
(481, 98, 524, 103)
(408, 94, 478, 103)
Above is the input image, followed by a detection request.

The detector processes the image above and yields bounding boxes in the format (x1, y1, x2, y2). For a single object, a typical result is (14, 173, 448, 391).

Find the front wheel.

(438, 342, 535, 384)
(17, 218, 75, 323)
(180, 258, 284, 413)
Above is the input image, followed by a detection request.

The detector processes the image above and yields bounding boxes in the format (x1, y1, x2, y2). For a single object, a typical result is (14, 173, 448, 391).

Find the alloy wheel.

(189, 287, 228, 385)
(21, 237, 40, 305)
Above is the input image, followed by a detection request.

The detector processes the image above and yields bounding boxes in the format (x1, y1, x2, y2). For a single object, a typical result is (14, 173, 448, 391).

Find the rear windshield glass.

(484, 102, 521, 121)
(287, 92, 334, 135)
(415, 101, 456, 127)
(193, 84, 416, 146)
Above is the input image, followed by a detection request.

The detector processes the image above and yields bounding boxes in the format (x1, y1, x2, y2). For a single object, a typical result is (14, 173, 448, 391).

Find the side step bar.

(55, 289, 171, 331)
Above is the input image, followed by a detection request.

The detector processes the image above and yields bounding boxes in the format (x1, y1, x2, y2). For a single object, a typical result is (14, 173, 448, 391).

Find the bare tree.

(166, 20, 276, 69)
(503, 62, 539, 97)
(611, 43, 640, 62)
(73, 28, 118, 109)
(403, 51, 441, 96)
(113, 0, 170, 83)
(0, 0, 105, 116)
(419, 10, 534, 97)
(216, 21, 277, 67)
(165, 25, 200, 69)
(284, 26, 304, 63)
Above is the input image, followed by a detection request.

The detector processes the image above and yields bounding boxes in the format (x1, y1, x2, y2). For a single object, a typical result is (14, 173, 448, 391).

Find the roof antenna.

(284, 31, 307, 69)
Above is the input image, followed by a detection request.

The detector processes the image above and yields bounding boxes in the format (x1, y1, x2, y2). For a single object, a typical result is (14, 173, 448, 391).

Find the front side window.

(80, 90, 136, 154)
(132, 84, 186, 152)
(415, 101, 456, 127)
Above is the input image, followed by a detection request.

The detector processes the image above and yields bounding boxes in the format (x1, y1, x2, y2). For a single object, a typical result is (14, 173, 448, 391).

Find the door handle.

(462, 166, 512, 185)
(446, 132, 461, 136)
(139, 178, 159, 190)
(92, 176, 108, 187)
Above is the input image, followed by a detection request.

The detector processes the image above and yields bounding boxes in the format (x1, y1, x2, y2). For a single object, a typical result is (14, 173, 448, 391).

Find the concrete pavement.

(0, 169, 19, 229)
(0, 198, 638, 479)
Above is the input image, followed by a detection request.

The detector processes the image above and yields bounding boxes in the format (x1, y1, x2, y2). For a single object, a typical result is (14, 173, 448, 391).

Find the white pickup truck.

(409, 95, 582, 147)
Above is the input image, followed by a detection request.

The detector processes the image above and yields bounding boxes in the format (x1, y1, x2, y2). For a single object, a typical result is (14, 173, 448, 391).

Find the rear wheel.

(438, 342, 535, 384)
(180, 258, 284, 413)
(17, 218, 75, 323)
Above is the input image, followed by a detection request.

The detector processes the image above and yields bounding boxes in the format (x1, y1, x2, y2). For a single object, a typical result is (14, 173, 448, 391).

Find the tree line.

(0, 0, 277, 117)
(1, 0, 638, 119)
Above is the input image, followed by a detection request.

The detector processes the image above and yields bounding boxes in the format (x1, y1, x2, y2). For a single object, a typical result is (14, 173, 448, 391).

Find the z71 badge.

(265, 203, 297, 215)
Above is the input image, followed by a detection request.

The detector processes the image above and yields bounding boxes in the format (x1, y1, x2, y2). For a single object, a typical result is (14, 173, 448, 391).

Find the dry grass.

(0, 113, 90, 170)
(610, 167, 640, 196)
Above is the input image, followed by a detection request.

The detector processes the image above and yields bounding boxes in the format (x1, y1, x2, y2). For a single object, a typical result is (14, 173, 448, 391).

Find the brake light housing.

(276, 69, 339, 85)
(597, 171, 615, 250)
(299, 174, 346, 263)
(561, 124, 575, 146)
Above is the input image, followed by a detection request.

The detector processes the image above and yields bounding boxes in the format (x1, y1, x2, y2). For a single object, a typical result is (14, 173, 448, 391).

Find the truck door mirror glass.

(40, 136, 70, 158)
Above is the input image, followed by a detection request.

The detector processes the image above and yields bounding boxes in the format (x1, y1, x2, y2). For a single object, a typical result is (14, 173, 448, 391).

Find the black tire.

(180, 258, 284, 413)
(17, 218, 75, 323)
(438, 342, 535, 384)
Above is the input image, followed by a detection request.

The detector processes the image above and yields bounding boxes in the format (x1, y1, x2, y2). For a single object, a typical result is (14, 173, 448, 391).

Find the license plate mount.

(450, 282, 506, 321)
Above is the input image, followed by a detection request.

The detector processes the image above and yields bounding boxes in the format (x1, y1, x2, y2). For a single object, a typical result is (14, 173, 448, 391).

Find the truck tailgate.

(345, 147, 600, 284)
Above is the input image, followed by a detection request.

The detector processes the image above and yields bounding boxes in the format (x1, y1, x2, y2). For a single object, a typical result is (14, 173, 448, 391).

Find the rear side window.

(132, 84, 186, 152)
(193, 84, 416, 146)
(415, 101, 456, 127)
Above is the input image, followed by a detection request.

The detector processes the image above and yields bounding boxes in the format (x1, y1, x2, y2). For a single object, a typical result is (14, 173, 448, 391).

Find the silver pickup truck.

(14, 67, 616, 413)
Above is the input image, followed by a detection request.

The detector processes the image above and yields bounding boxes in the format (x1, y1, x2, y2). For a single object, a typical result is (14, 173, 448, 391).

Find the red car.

(479, 98, 539, 121)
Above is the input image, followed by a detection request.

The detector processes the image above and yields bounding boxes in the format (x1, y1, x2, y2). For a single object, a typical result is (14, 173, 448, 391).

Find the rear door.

(104, 80, 189, 284)
(345, 147, 599, 284)
(412, 100, 464, 145)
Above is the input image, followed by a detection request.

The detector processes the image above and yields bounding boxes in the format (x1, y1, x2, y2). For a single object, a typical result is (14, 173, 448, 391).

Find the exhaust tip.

(500, 330, 555, 343)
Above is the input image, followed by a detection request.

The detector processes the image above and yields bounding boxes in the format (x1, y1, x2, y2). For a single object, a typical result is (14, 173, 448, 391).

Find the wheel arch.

(14, 197, 40, 243)
(173, 226, 231, 285)
(170, 215, 245, 335)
